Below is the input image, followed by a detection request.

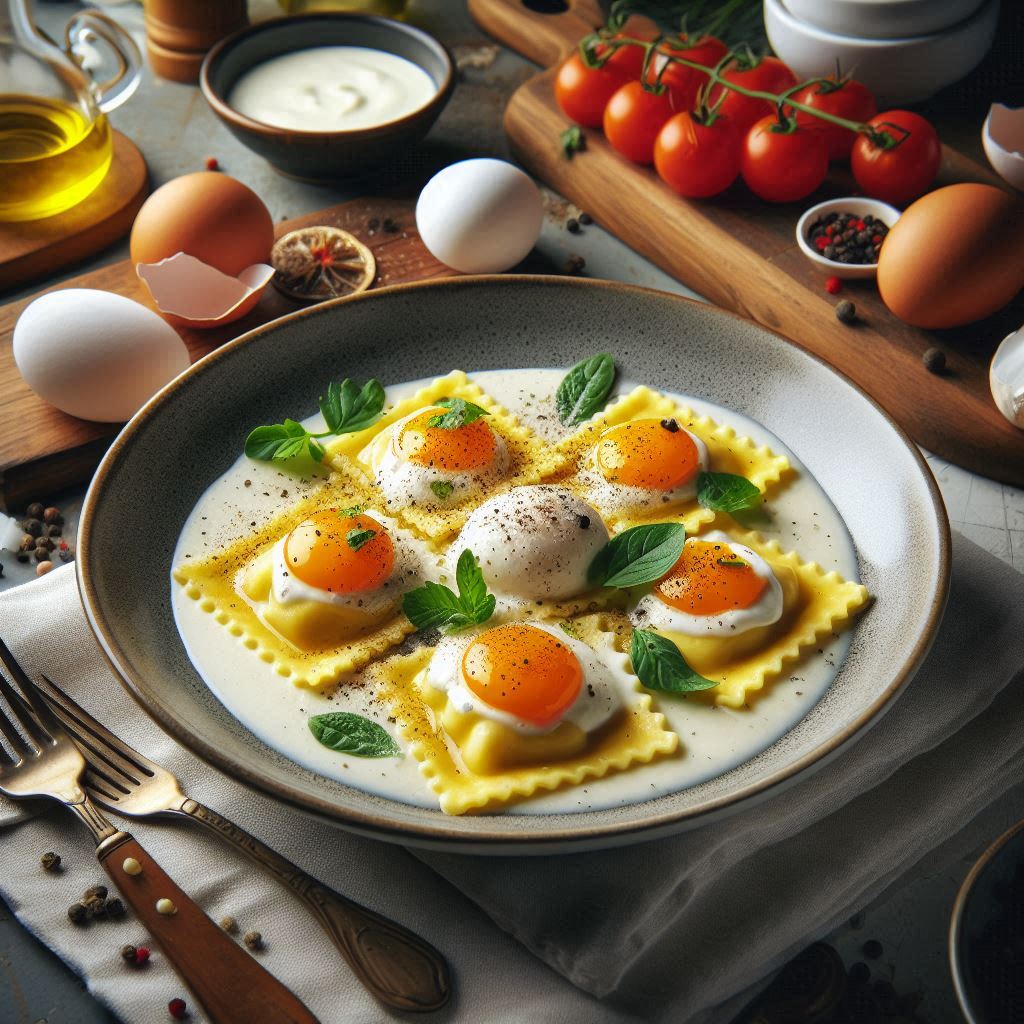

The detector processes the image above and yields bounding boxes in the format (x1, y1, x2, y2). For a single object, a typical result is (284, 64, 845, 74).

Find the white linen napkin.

(0, 531, 1022, 1024)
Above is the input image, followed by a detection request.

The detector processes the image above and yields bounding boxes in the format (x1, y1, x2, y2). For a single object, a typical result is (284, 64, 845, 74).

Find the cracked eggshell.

(983, 104, 1024, 191)
(13, 289, 191, 423)
(991, 325, 1024, 429)
(137, 253, 274, 329)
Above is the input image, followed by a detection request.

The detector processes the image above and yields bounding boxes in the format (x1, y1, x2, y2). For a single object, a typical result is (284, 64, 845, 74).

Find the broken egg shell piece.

(136, 253, 274, 329)
(982, 104, 1024, 191)
(991, 324, 1024, 430)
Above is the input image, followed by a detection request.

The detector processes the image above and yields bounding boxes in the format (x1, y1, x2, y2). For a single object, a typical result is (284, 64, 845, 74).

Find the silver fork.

(0, 637, 319, 1024)
(32, 672, 451, 1014)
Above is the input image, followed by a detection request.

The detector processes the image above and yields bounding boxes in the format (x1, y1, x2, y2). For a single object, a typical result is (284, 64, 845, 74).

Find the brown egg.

(130, 172, 273, 277)
(877, 184, 1024, 329)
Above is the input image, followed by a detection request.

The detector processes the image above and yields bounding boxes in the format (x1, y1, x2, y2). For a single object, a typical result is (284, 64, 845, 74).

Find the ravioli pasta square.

(173, 477, 432, 691)
(375, 632, 679, 816)
(325, 371, 565, 545)
(625, 529, 870, 709)
(557, 385, 791, 533)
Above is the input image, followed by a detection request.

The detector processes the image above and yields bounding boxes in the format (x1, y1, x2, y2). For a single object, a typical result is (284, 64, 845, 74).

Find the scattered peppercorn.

(824, 276, 842, 295)
(579, 212, 593, 225)
(566, 217, 580, 234)
(43, 507, 63, 525)
(58, 546, 74, 564)
(205, 156, 219, 171)
(22, 518, 42, 537)
(168, 997, 188, 1019)
(244, 930, 263, 951)
(83, 894, 107, 918)
(120, 944, 138, 964)
(660, 418, 680, 433)
(382, 217, 400, 233)
(19, 535, 35, 553)
(16, 552, 29, 564)
(45, 523, 62, 538)
(861, 938, 883, 960)
(84, 884, 108, 902)
(834, 300, 857, 325)
(564, 254, 586, 276)
(41, 851, 61, 872)
(106, 897, 126, 919)
(366, 217, 381, 234)
(243, 479, 252, 487)
(68, 902, 89, 925)
(36, 561, 53, 576)
(221, 915, 239, 934)
(135, 946, 151, 966)
(923, 347, 946, 374)
(25, 502, 44, 519)
(808, 212, 887, 265)
(35, 537, 55, 553)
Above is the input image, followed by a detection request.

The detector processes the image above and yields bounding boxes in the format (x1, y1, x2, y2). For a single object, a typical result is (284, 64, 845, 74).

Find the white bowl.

(764, 0, 999, 105)
(782, 0, 986, 40)
(983, 103, 1024, 191)
(796, 196, 901, 279)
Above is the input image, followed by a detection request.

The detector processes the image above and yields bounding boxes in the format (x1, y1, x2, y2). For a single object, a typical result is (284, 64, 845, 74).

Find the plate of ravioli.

(78, 277, 950, 851)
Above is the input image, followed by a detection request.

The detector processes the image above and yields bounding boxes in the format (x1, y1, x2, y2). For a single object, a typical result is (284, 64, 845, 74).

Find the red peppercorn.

(872, 234, 882, 244)
(825, 276, 842, 295)
(855, 219, 865, 231)
(169, 997, 187, 1019)
(824, 224, 834, 237)
(204, 156, 219, 171)
(135, 946, 151, 965)
(815, 236, 828, 250)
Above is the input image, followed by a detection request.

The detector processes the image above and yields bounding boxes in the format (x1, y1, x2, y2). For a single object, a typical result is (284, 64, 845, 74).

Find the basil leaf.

(455, 549, 495, 623)
(428, 397, 490, 430)
(588, 523, 686, 589)
(244, 420, 309, 461)
(556, 353, 616, 426)
(307, 436, 326, 462)
(430, 480, 454, 501)
(697, 471, 762, 513)
(308, 712, 401, 758)
(630, 629, 718, 694)
(319, 378, 385, 435)
(346, 527, 376, 551)
(402, 581, 464, 631)
(561, 125, 586, 159)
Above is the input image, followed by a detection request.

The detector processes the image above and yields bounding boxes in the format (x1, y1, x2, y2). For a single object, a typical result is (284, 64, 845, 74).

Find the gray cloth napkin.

(0, 531, 1021, 1024)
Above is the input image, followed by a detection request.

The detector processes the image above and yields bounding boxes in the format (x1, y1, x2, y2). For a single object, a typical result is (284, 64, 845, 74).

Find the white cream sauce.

(227, 46, 437, 132)
(171, 370, 861, 815)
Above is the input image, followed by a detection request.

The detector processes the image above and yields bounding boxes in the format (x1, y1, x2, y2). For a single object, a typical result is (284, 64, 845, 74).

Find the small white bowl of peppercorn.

(796, 196, 902, 280)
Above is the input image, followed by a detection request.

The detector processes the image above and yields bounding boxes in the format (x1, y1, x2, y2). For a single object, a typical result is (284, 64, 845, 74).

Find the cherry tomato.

(645, 35, 728, 113)
(710, 56, 798, 137)
(555, 52, 632, 127)
(851, 110, 941, 206)
(791, 78, 877, 161)
(740, 114, 828, 203)
(604, 80, 676, 164)
(655, 112, 741, 198)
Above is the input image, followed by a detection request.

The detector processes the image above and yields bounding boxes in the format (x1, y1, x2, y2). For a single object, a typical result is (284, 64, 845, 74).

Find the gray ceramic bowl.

(77, 277, 950, 853)
(200, 14, 454, 181)
(950, 818, 1024, 1022)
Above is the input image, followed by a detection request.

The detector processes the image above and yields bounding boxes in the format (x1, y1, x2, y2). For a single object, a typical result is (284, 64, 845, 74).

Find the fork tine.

(34, 674, 158, 780)
(83, 767, 126, 803)
(47, 707, 137, 790)
(0, 636, 59, 746)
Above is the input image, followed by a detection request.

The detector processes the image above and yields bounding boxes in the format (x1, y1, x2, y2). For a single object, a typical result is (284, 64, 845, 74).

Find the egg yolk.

(283, 510, 394, 594)
(654, 541, 767, 615)
(461, 624, 583, 728)
(396, 407, 497, 472)
(596, 418, 701, 490)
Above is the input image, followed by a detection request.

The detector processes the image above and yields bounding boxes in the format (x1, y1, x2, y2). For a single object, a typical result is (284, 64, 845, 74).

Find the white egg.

(630, 531, 783, 636)
(416, 159, 543, 274)
(577, 422, 709, 517)
(13, 289, 190, 422)
(454, 486, 608, 604)
(424, 621, 624, 736)
(362, 407, 510, 507)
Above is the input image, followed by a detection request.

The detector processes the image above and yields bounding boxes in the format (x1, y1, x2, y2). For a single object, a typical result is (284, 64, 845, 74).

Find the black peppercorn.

(41, 851, 61, 872)
(564, 254, 586, 276)
(835, 300, 857, 324)
(68, 902, 89, 925)
(577, 515, 591, 530)
(660, 418, 680, 432)
(22, 518, 42, 537)
(25, 502, 44, 519)
(35, 536, 55, 552)
(45, 523, 62, 538)
(105, 896, 126, 919)
(579, 212, 593, 225)
(566, 217, 580, 234)
(923, 348, 946, 374)
(121, 943, 138, 964)
(16, 552, 29, 564)
(862, 938, 883, 960)
(83, 894, 107, 918)
(33, 547, 50, 563)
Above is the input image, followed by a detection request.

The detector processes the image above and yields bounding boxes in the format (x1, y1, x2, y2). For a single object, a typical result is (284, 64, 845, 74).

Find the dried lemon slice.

(270, 226, 376, 302)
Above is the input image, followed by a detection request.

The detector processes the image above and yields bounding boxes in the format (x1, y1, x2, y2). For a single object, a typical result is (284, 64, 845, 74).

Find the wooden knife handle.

(98, 834, 319, 1024)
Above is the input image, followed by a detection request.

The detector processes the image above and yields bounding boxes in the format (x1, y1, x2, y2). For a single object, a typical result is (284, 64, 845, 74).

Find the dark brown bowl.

(200, 13, 454, 182)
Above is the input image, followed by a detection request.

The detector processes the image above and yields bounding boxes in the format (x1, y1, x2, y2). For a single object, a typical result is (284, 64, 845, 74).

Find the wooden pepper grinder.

(144, 0, 248, 83)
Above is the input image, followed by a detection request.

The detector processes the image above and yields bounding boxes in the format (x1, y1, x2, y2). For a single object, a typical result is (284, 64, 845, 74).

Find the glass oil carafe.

(1, 0, 142, 221)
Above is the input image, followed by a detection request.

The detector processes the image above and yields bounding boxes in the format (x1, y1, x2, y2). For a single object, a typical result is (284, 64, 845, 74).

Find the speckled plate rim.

(77, 275, 950, 853)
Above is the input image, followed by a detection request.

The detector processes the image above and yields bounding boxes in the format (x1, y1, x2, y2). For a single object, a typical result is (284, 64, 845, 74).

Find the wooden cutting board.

(0, 197, 456, 511)
(469, 0, 1024, 487)
(0, 132, 149, 293)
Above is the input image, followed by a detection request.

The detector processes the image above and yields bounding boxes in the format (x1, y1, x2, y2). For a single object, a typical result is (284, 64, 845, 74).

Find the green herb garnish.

(630, 629, 717, 694)
(696, 471, 762, 513)
(561, 125, 586, 159)
(402, 549, 496, 633)
(338, 505, 364, 518)
(346, 527, 377, 551)
(556, 353, 616, 427)
(430, 480, 455, 501)
(427, 397, 490, 430)
(308, 712, 401, 758)
(588, 522, 686, 589)
(717, 557, 747, 567)
(244, 377, 385, 463)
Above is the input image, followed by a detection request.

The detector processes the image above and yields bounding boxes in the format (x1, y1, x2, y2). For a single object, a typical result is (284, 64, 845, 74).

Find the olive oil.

(0, 94, 113, 222)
